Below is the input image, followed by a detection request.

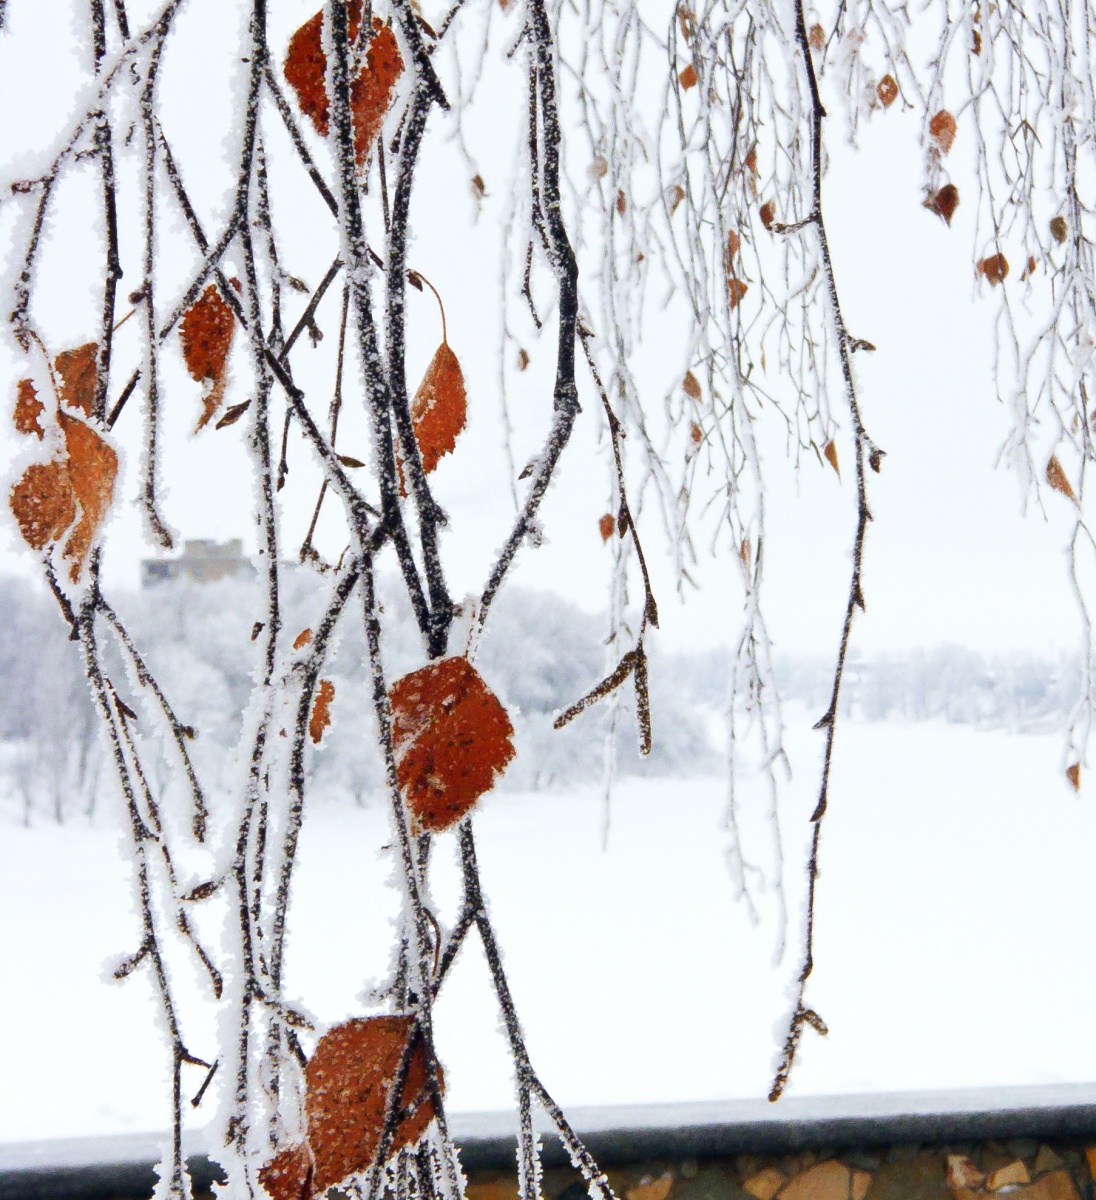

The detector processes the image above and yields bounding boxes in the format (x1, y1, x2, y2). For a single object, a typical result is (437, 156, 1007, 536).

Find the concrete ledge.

(3, 1086, 1096, 1198)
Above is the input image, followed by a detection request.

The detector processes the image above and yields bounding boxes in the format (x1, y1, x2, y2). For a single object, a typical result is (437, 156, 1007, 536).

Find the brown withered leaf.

(682, 370, 702, 399)
(305, 1016, 438, 1194)
(180, 284, 236, 431)
(823, 438, 840, 477)
(669, 184, 686, 214)
(389, 657, 515, 832)
(626, 1173, 675, 1200)
(808, 22, 825, 49)
(728, 278, 748, 308)
(412, 342, 467, 474)
(294, 628, 313, 650)
(923, 183, 959, 226)
(679, 63, 697, 89)
(1022, 254, 1038, 280)
(285, 11, 330, 134)
(517, 348, 530, 371)
(1067, 762, 1081, 791)
(58, 411, 118, 580)
(739, 537, 751, 567)
(216, 399, 252, 430)
(258, 1143, 313, 1200)
(725, 230, 741, 268)
(1051, 215, 1068, 244)
(310, 680, 335, 744)
(337, 454, 366, 468)
(759, 200, 775, 230)
(14, 378, 44, 438)
(972, 27, 983, 54)
(929, 109, 957, 154)
(10, 459, 77, 551)
(877, 74, 899, 107)
(946, 1156, 986, 1190)
(689, 421, 703, 446)
(598, 513, 615, 542)
(616, 189, 627, 215)
(1046, 454, 1075, 501)
(977, 253, 1009, 285)
(351, 21, 404, 166)
(54, 343, 98, 416)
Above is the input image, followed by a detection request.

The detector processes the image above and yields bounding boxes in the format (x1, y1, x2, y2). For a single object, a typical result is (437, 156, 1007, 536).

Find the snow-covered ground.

(3, 714, 1096, 1146)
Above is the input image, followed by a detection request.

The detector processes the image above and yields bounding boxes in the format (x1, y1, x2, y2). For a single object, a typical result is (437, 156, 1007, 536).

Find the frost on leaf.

(305, 1016, 439, 1193)
(54, 343, 98, 416)
(599, 513, 615, 541)
(678, 63, 697, 89)
(294, 628, 313, 650)
(929, 109, 957, 154)
(977, 253, 1009, 285)
(180, 283, 236, 431)
(259, 1143, 313, 1200)
(412, 343, 467, 474)
(10, 460, 77, 551)
(310, 680, 335, 744)
(923, 183, 959, 226)
(1046, 455, 1075, 501)
(389, 657, 515, 832)
(876, 74, 898, 107)
(285, 5, 404, 166)
(14, 379, 44, 438)
(823, 439, 840, 476)
(58, 412, 119, 579)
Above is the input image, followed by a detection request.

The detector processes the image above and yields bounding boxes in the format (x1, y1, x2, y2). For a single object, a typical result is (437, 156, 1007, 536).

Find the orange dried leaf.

(285, 11, 330, 135)
(58, 412, 118, 579)
(412, 342, 467, 474)
(598, 513, 615, 541)
(389, 657, 515, 832)
(743, 1168, 786, 1200)
(10, 459, 76, 551)
(923, 183, 959, 226)
(759, 200, 775, 230)
(14, 378, 44, 438)
(679, 63, 697, 89)
(808, 23, 825, 49)
(669, 184, 686, 213)
(726, 229, 741, 260)
(739, 537, 751, 567)
(616, 189, 627, 215)
(310, 679, 335, 744)
(180, 284, 236, 431)
(351, 21, 404, 166)
(876, 74, 898, 107)
(305, 1016, 438, 1193)
(745, 147, 758, 174)
(627, 1173, 675, 1200)
(54, 343, 98, 416)
(259, 1143, 312, 1200)
(689, 421, 703, 446)
(947, 1156, 987, 1190)
(294, 628, 313, 650)
(1067, 763, 1081, 791)
(977, 253, 1009, 285)
(824, 438, 840, 477)
(728, 278, 748, 308)
(972, 27, 983, 54)
(1051, 215, 1068, 245)
(682, 370, 702, 399)
(1046, 455, 1075, 501)
(517, 348, 530, 371)
(1022, 255, 1038, 280)
(929, 109, 957, 154)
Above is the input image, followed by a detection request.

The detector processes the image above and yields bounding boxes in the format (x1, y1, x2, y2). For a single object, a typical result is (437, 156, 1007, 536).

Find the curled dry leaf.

(823, 438, 840, 477)
(54, 343, 98, 416)
(1051, 215, 1068, 245)
(728, 278, 748, 308)
(977, 253, 1009, 285)
(876, 74, 899, 107)
(389, 656, 515, 832)
(682, 370, 702, 399)
(471, 174, 487, 200)
(669, 184, 686, 213)
(517, 348, 530, 371)
(305, 1016, 439, 1194)
(1067, 763, 1081, 791)
(180, 284, 236, 431)
(58, 411, 119, 579)
(258, 1143, 313, 1200)
(759, 200, 775, 230)
(678, 63, 697, 89)
(294, 628, 313, 650)
(599, 512, 615, 542)
(14, 378, 44, 438)
(412, 343, 467, 474)
(929, 109, 957, 154)
(309, 679, 335, 744)
(923, 183, 959, 226)
(1046, 455, 1075, 501)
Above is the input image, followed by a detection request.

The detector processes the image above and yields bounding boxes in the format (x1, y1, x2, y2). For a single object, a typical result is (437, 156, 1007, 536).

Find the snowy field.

(4, 713, 1096, 1147)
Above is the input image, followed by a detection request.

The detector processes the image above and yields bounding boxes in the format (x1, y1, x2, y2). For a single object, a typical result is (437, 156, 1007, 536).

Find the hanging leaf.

(517, 348, 530, 371)
(929, 109, 957, 154)
(678, 63, 697, 89)
(823, 439, 840, 477)
(54, 343, 98, 416)
(350, 21, 404, 166)
(337, 454, 366, 468)
(305, 1017, 439, 1194)
(669, 184, 686, 213)
(1046, 455, 1075, 501)
(616, 189, 627, 215)
(728, 278, 749, 308)
(1021, 255, 1038, 280)
(310, 680, 335, 744)
(598, 513, 615, 541)
(10, 460, 77, 551)
(1050, 215, 1068, 245)
(876, 74, 898, 107)
(922, 183, 959, 226)
(808, 23, 825, 49)
(57, 411, 118, 580)
(682, 370, 702, 399)
(1067, 763, 1081, 791)
(972, 27, 982, 54)
(977, 253, 1009, 285)
(14, 378, 44, 438)
(216, 399, 252, 430)
(739, 537, 751, 567)
(726, 229, 741, 261)
(388, 657, 515, 832)
(258, 1143, 313, 1200)
(293, 628, 313, 650)
(689, 421, 703, 446)
(284, 11, 330, 134)
(759, 200, 775, 230)
(412, 343, 467, 474)
(180, 284, 236, 431)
